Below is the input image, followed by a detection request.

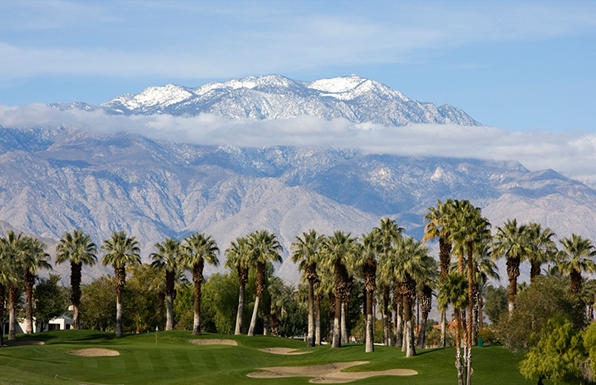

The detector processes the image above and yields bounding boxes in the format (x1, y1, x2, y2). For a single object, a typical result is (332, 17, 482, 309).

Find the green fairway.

(0, 330, 544, 385)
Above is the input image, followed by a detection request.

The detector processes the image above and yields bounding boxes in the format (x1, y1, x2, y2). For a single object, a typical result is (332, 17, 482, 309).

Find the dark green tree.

(33, 274, 68, 332)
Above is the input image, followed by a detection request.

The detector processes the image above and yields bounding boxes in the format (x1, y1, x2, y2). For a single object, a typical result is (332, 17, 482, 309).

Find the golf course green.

(0, 330, 542, 384)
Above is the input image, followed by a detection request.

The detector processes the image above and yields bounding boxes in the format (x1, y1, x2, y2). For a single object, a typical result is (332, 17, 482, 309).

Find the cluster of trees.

(3, 198, 596, 385)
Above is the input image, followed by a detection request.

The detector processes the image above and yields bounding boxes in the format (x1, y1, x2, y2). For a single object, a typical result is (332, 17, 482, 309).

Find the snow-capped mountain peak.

(55, 74, 480, 126)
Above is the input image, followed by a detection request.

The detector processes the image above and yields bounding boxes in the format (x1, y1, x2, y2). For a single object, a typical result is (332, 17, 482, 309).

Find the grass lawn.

(0, 331, 546, 385)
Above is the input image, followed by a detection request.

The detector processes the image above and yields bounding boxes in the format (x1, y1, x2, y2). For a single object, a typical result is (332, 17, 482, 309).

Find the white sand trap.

(5, 340, 44, 347)
(189, 338, 238, 346)
(259, 348, 312, 355)
(247, 361, 417, 384)
(68, 348, 120, 357)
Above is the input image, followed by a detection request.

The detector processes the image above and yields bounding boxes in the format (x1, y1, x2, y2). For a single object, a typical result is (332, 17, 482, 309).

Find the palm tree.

(225, 237, 251, 335)
(355, 231, 381, 352)
(22, 237, 51, 334)
(150, 238, 181, 331)
(322, 230, 357, 348)
(247, 230, 282, 336)
(291, 229, 325, 348)
(437, 272, 468, 385)
(526, 223, 557, 283)
(373, 218, 403, 346)
(417, 257, 438, 349)
(556, 234, 596, 296)
(493, 218, 528, 312)
(1, 231, 27, 340)
(101, 231, 141, 338)
(424, 199, 456, 347)
(388, 236, 432, 357)
(55, 230, 97, 329)
(181, 232, 220, 335)
(449, 201, 491, 385)
(0, 241, 18, 347)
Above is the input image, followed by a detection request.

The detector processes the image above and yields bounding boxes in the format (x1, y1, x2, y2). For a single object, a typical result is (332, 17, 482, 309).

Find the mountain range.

(51, 74, 480, 127)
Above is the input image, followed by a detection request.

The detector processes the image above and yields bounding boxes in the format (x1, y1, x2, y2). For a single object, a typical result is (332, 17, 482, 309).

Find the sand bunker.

(259, 348, 312, 355)
(68, 348, 120, 357)
(247, 361, 417, 384)
(4, 340, 44, 347)
(189, 339, 238, 346)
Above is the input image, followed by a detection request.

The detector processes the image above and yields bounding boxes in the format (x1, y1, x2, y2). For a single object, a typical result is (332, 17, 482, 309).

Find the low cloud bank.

(1, 104, 595, 184)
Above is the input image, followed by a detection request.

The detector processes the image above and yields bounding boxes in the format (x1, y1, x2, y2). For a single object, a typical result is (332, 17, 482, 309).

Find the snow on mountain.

(52, 74, 480, 126)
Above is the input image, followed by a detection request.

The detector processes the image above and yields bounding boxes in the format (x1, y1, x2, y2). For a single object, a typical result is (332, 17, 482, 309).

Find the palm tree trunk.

(315, 295, 321, 345)
(307, 279, 315, 347)
(441, 310, 447, 347)
(25, 270, 34, 334)
(8, 283, 17, 340)
(193, 280, 202, 335)
(506, 256, 520, 312)
(530, 258, 541, 283)
(466, 241, 474, 385)
(248, 295, 259, 336)
(116, 290, 123, 338)
(404, 281, 416, 357)
(235, 283, 245, 335)
(166, 294, 174, 331)
(455, 308, 464, 385)
(263, 294, 271, 336)
(332, 291, 341, 348)
(365, 290, 374, 353)
(329, 290, 336, 344)
(0, 283, 4, 347)
(340, 302, 348, 344)
(71, 261, 82, 330)
(570, 269, 582, 296)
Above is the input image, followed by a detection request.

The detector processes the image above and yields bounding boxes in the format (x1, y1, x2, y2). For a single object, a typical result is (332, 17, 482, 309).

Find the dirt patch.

(259, 348, 312, 355)
(4, 340, 45, 347)
(247, 361, 417, 384)
(68, 348, 120, 357)
(189, 338, 238, 346)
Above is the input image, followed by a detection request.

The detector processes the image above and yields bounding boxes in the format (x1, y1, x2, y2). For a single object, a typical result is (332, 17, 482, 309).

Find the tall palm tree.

(356, 231, 381, 352)
(55, 230, 97, 329)
(0, 241, 18, 347)
(247, 230, 282, 336)
(437, 272, 468, 385)
(424, 199, 456, 347)
(373, 218, 403, 346)
(417, 257, 438, 349)
(2, 231, 27, 340)
(225, 237, 251, 335)
(101, 231, 141, 338)
(150, 238, 181, 331)
(493, 218, 528, 312)
(322, 230, 357, 348)
(388, 236, 431, 357)
(556, 234, 596, 296)
(450, 201, 491, 385)
(181, 232, 219, 335)
(22, 237, 51, 334)
(291, 229, 325, 348)
(526, 223, 557, 283)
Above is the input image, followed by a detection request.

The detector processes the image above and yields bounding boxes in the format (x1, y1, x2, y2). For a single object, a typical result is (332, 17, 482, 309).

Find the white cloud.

(2, 104, 596, 184)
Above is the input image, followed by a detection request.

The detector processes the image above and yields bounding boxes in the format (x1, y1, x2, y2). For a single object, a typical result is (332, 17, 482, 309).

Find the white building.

(3, 315, 74, 334)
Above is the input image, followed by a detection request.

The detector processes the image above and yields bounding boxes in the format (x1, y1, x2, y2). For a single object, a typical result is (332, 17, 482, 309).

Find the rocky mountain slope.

(51, 75, 480, 126)
(1, 126, 595, 283)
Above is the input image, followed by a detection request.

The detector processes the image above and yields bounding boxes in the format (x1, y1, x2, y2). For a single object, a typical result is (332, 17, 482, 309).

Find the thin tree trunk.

(455, 309, 464, 385)
(0, 283, 4, 347)
(193, 281, 202, 335)
(25, 270, 34, 334)
(166, 294, 174, 331)
(340, 302, 348, 344)
(263, 294, 271, 336)
(307, 279, 315, 347)
(235, 283, 245, 335)
(441, 310, 447, 347)
(383, 285, 389, 345)
(248, 296, 259, 336)
(315, 295, 321, 345)
(466, 242, 474, 385)
(366, 289, 374, 352)
(329, 290, 336, 344)
(404, 279, 416, 357)
(116, 293, 123, 338)
(71, 261, 82, 330)
(332, 292, 341, 348)
(507, 256, 520, 312)
(8, 283, 17, 340)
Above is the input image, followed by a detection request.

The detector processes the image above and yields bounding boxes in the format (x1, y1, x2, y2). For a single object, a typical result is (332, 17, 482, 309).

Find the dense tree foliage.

(33, 274, 68, 332)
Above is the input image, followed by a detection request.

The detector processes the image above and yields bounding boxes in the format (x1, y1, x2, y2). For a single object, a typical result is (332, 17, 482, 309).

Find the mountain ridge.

(50, 74, 481, 127)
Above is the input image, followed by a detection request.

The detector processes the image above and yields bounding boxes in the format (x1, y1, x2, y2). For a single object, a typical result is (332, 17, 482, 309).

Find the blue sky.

(1, 0, 596, 132)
